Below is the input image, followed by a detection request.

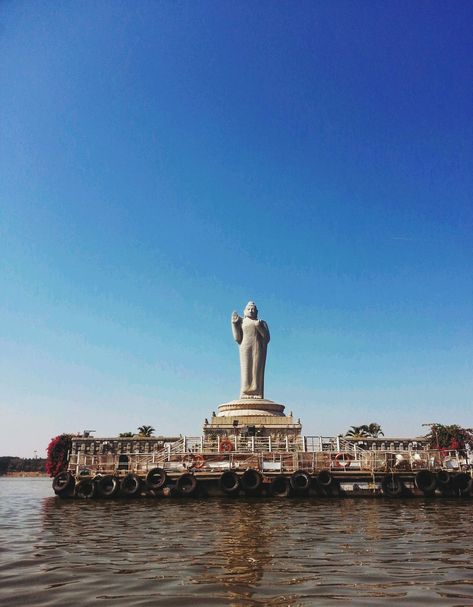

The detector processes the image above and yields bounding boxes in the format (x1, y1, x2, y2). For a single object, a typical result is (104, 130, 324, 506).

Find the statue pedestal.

(203, 397, 302, 439)
(217, 398, 285, 417)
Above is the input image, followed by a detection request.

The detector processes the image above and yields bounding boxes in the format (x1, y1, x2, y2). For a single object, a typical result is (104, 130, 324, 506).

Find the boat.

(48, 430, 473, 499)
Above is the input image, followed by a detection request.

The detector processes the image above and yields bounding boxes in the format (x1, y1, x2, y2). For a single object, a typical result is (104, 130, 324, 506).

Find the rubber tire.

(326, 479, 342, 497)
(452, 472, 472, 495)
(146, 468, 167, 491)
(219, 470, 240, 494)
(436, 470, 451, 489)
(240, 469, 263, 494)
(316, 470, 332, 487)
(290, 470, 310, 492)
(96, 475, 119, 498)
(75, 478, 96, 499)
(382, 475, 403, 498)
(270, 475, 290, 497)
(415, 469, 437, 494)
(175, 473, 197, 496)
(52, 472, 75, 496)
(120, 473, 141, 497)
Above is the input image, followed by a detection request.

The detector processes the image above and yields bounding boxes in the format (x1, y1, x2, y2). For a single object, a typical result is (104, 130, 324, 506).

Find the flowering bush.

(46, 434, 72, 477)
(425, 424, 473, 451)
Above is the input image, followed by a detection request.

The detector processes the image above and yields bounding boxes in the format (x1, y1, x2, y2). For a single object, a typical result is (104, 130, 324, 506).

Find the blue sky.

(1, 2, 472, 457)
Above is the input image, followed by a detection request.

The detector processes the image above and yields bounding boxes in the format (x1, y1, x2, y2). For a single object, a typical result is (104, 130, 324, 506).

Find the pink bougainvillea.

(46, 434, 72, 477)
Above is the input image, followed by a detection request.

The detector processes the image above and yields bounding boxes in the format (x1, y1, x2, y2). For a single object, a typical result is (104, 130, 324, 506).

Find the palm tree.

(345, 423, 384, 439)
(345, 425, 369, 439)
(119, 432, 134, 437)
(366, 423, 384, 438)
(137, 425, 155, 437)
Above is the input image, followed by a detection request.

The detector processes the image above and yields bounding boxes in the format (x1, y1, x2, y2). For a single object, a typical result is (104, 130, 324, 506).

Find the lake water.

(1, 478, 473, 606)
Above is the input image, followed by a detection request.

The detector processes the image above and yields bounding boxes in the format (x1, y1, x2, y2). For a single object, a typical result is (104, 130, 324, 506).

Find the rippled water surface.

(1, 479, 473, 606)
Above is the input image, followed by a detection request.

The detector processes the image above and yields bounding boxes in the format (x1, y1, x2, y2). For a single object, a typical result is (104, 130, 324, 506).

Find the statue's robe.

(232, 316, 270, 398)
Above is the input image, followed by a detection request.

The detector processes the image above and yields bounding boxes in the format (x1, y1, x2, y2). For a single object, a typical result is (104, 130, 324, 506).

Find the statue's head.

(244, 301, 258, 319)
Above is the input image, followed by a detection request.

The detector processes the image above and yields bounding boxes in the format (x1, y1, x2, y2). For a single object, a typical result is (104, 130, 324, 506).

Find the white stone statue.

(231, 301, 270, 399)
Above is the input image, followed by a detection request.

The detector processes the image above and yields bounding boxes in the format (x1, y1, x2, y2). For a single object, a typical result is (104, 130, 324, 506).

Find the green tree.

(137, 425, 155, 437)
(424, 423, 473, 449)
(364, 423, 384, 438)
(345, 423, 384, 439)
(345, 425, 369, 439)
(119, 432, 134, 437)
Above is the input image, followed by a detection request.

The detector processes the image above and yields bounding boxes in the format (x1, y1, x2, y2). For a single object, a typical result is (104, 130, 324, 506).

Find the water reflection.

(1, 480, 473, 606)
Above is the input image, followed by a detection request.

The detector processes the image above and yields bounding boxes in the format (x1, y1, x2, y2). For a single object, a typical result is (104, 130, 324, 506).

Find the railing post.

(251, 436, 255, 452)
(268, 435, 272, 452)
(336, 436, 340, 452)
(183, 436, 186, 453)
(285, 436, 289, 452)
(200, 436, 203, 453)
(217, 435, 220, 453)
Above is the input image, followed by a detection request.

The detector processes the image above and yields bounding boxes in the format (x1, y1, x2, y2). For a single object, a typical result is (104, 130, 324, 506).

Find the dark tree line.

(0, 457, 46, 475)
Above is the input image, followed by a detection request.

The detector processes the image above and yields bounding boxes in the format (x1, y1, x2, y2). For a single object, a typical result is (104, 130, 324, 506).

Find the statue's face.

(245, 302, 258, 319)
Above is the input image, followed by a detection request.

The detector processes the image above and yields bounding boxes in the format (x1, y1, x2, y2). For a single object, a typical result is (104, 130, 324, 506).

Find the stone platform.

(204, 396, 301, 439)
(217, 398, 286, 417)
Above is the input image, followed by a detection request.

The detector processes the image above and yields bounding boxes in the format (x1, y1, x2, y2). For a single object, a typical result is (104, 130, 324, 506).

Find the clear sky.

(1, 2, 472, 457)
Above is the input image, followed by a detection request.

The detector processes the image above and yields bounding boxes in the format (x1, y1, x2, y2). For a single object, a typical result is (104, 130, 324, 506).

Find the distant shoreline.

(1, 472, 48, 478)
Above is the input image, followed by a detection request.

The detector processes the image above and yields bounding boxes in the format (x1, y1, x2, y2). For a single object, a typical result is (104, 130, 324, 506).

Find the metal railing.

(67, 446, 473, 477)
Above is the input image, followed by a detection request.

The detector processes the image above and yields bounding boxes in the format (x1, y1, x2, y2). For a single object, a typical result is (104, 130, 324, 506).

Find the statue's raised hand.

(231, 311, 240, 323)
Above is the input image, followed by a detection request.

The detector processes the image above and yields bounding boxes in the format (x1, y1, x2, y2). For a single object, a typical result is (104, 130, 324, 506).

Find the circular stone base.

(217, 398, 285, 417)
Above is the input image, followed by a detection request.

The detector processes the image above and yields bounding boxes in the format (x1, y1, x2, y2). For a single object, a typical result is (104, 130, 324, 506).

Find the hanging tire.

(146, 468, 167, 491)
(175, 473, 197, 496)
(269, 475, 290, 497)
(240, 469, 262, 494)
(436, 470, 451, 490)
(327, 479, 342, 497)
(96, 475, 119, 498)
(316, 470, 332, 487)
(52, 471, 75, 496)
(75, 478, 96, 499)
(452, 472, 472, 495)
(382, 475, 403, 498)
(290, 470, 310, 492)
(120, 473, 141, 497)
(415, 469, 437, 494)
(219, 470, 240, 494)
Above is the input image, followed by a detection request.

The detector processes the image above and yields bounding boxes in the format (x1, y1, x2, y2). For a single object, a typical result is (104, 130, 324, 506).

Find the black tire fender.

(175, 473, 197, 496)
(269, 475, 290, 497)
(316, 470, 332, 487)
(382, 475, 403, 498)
(75, 478, 96, 499)
(96, 475, 119, 498)
(436, 470, 451, 489)
(452, 472, 472, 495)
(415, 469, 437, 494)
(240, 469, 263, 493)
(219, 470, 239, 494)
(146, 468, 167, 491)
(52, 472, 75, 495)
(290, 470, 311, 492)
(120, 473, 141, 497)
